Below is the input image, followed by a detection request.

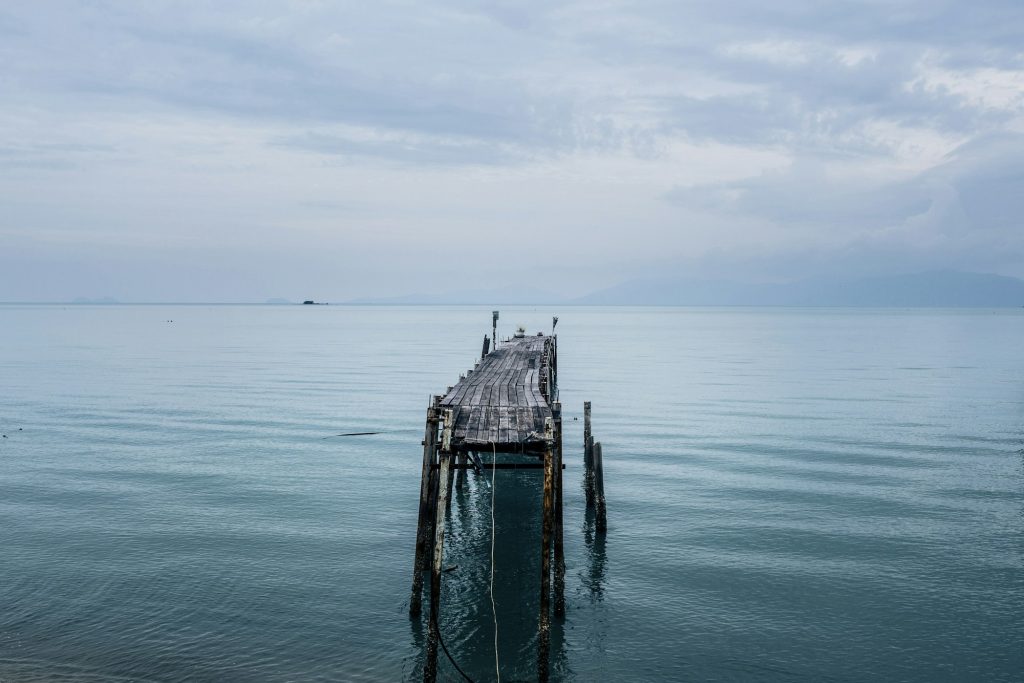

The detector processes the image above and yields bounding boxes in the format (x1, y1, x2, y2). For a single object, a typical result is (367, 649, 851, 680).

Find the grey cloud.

(665, 165, 934, 228)
(562, 1, 1023, 149)
(5, 2, 1020, 158)
(664, 132, 1024, 277)
(2, 1, 1023, 300)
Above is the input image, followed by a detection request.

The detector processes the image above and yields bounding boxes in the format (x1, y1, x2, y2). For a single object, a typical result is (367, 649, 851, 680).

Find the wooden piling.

(594, 442, 607, 532)
(425, 451, 452, 683)
(553, 403, 565, 618)
(455, 453, 466, 488)
(446, 457, 456, 512)
(410, 396, 440, 616)
(583, 401, 594, 506)
(538, 417, 555, 682)
(442, 410, 455, 514)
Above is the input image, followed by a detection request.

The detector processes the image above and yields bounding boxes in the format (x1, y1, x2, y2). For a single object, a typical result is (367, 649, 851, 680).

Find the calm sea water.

(1, 304, 1022, 682)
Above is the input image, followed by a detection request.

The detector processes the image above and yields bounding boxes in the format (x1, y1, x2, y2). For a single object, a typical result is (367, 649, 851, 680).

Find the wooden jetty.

(410, 316, 606, 682)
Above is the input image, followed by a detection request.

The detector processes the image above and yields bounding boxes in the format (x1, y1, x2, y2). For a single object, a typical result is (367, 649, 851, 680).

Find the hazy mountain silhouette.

(344, 270, 1024, 306)
(572, 270, 1024, 307)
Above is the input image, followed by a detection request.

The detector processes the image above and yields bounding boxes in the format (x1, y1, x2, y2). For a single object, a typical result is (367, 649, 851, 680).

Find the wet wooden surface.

(440, 335, 554, 449)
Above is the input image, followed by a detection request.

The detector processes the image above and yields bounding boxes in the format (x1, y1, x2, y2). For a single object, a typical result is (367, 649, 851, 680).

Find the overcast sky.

(2, 1, 1023, 301)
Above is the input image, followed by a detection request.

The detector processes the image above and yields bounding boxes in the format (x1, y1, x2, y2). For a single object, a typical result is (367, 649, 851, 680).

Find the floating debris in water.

(322, 431, 383, 439)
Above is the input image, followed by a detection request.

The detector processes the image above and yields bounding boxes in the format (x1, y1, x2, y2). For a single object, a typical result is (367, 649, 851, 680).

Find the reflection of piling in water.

(407, 316, 600, 682)
(583, 504, 608, 602)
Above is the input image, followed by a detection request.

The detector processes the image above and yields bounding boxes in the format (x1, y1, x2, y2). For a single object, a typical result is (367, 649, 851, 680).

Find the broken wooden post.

(594, 442, 607, 532)
(583, 401, 594, 506)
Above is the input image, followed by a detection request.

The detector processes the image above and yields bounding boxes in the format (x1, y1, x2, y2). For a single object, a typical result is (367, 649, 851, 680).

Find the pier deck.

(411, 322, 569, 682)
(440, 334, 555, 450)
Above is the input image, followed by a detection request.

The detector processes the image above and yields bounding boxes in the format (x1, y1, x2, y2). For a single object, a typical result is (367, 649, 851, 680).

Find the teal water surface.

(1, 305, 1022, 681)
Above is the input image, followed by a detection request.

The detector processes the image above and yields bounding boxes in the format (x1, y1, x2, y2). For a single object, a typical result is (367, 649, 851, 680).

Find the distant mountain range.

(350, 270, 1024, 307)
(574, 270, 1024, 307)
(350, 285, 566, 305)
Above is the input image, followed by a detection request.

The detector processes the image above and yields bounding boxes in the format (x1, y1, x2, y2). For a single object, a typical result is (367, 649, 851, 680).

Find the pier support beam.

(553, 402, 565, 618)
(538, 417, 555, 682)
(424, 451, 452, 683)
(583, 401, 607, 532)
(446, 452, 456, 513)
(594, 442, 607, 532)
(455, 453, 466, 489)
(410, 396, 440, 617)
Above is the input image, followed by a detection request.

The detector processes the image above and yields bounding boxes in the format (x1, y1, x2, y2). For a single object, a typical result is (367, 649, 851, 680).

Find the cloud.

(1, 1, 1023, 300)
(663, 132, 1024, 278)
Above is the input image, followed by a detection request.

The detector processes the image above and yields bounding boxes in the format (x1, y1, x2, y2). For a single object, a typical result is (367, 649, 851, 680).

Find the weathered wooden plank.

(498, 404, 509, 444)
(469, 376, 488, 408)
(488, 406, 500, 444)
(435, 336, 555, 448)
(464, 406, 482, 444)
(524, 370, 537, 407)
(452, 406, 469, 440)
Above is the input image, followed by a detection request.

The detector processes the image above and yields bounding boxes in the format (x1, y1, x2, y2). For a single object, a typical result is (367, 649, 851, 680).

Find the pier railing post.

(410, 396, 440, 617)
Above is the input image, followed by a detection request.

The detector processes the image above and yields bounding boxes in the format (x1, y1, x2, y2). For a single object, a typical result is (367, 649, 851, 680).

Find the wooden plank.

(518, 407, 532, 441)
(437, 335, 558, 447)
(450, 371, 476, 406)
(452, 406, 468, 440)
(466, 406, 484, 444)
(498, 404, 509, 444)
(524, 370, 537, 407)
(471, 379, 488, 408)
(488, 406, 500, 444)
